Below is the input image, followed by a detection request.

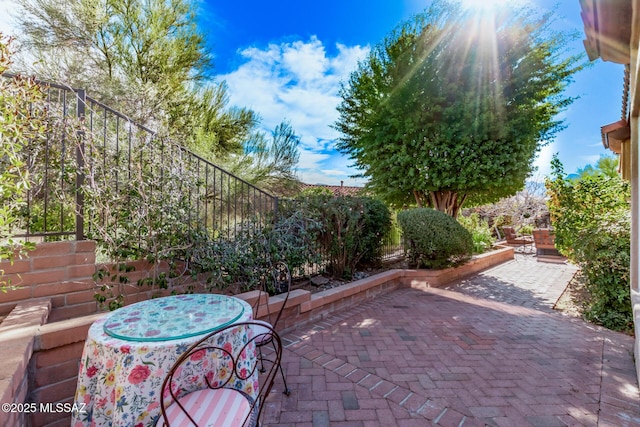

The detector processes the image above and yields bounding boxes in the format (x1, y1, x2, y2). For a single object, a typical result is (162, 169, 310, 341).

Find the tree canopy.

(14, 0, 257, 155)
(572, 154, 619, 181)
(225, 121, 302, 196)
(334, 0, 583, 216)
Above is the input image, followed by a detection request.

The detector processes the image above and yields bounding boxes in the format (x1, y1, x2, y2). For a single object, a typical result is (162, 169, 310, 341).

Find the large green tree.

(335, 0, 583, 217)
(225, 121, 302, 196)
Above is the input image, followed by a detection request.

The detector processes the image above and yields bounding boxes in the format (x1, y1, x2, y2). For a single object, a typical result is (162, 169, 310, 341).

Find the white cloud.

(297, 148, 330, 170)
(585, 142, 604, 148)
(217, 37, 370, 185)
(0, 1, 18, 38)
(298, 169, 366, 187)
(282, 39, 328, 82)
(532, 140, 555, 179)
(321, 169, 351, 176)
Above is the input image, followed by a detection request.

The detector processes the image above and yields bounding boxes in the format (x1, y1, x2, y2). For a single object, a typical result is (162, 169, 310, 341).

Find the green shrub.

(519, 224, 534, 235)
(458, 213, 495, 254)
(398, 208, 473, 269)
(187, 210, 323, 295)
(546, 156, 632, 332)
(304, 195, 391, 278)
(359, 198, 393, 265)
(0, 34, 39, 291)
(579, 215, 631, 330)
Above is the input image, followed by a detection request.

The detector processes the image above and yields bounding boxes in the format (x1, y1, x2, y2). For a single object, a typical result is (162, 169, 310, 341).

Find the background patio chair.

(532, 228, 560, 256)
(159, 321, 282, 427)
(502, 226, 534, 252)
(252, 261, 291, 395)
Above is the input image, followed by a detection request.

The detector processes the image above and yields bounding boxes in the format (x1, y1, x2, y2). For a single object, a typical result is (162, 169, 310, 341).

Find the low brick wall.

(0, 244, 514, 427)
(0, 241, 208, 322)
(0, 241, 96, 321)
(400, 245, 515, 288)
(0, 299, 51, 427)
(279, 246, 514, 333)
(29, 313, 102, 427)
(294, 270, 404, 329)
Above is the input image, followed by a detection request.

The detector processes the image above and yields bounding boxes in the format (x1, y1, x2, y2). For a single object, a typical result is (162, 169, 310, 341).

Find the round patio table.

(71, 294, 256, 427)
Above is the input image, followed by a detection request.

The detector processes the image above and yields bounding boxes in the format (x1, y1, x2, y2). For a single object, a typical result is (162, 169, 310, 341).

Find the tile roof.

(299, 181, 363, 197)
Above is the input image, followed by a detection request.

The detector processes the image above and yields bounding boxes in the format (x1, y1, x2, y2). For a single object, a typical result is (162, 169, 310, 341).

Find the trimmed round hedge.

(398, 208, 473, 269)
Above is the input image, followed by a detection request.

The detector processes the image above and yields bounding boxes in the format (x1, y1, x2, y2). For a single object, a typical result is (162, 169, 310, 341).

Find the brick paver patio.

(442, 252, 579, 312)
(263, 255, 640, 426)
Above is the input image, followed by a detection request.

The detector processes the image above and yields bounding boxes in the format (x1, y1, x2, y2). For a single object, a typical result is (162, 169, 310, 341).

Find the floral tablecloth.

(71, 294, 255, 427)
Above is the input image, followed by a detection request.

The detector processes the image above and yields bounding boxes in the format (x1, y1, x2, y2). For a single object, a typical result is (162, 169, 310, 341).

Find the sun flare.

(458, 0, 523, 13)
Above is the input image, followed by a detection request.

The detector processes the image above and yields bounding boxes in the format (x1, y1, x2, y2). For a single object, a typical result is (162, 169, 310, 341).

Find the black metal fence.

(381, 217, 404, 263)
(8, 75, 277, 245)
(82, 95, 277, 244)
(14, 78, 85, 241)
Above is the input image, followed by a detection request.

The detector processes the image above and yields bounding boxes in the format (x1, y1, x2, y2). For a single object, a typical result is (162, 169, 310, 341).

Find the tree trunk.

(429, 190, 467, 218)
(413, 190, 430, 208)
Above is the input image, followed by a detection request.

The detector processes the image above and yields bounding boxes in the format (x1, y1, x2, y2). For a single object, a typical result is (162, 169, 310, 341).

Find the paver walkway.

(263, 255, 640, 426)
(442, 253, 578, 312)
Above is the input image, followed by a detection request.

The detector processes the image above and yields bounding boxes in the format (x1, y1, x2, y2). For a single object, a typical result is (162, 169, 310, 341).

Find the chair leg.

(268, 341, 290, 396)
(258, 343, 290, 395)
(278, 362, 290, 396)
(258, 346, 266, 373)
(276, 349, 291, 396)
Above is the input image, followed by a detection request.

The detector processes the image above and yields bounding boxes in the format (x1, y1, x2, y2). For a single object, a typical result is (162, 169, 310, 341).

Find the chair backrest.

(160, 321, 283, 426)
(532, 229, 555, 248)
(256, 261, 291, 330)
(502, 226, 517, 240)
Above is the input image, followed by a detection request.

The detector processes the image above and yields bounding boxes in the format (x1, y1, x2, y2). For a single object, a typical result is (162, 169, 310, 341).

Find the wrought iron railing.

(381, 218, 404, 263)
(5, 74, 277, 244)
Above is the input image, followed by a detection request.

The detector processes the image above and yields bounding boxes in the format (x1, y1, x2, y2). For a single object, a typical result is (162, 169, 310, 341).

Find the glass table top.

(103, 294, 245, 342)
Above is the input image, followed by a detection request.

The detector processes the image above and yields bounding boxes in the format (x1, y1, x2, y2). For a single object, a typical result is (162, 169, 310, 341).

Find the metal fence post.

(274, 197, 279, 223)
(75, 89, 86, 240)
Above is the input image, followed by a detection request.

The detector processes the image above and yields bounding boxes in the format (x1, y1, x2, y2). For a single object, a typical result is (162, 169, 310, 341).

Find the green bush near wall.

(398, 208, 472, 269)
(546, 157, 632, 332)
(304, 195, 392, 278)
(458, 213, 495, 254)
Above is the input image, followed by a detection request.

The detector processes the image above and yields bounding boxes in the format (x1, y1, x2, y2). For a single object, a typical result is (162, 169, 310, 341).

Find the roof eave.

(580, 0, 632, 64)
(601, 119, 631, 153)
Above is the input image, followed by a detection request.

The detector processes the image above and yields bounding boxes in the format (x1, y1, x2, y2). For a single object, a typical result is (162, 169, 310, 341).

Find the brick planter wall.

(0, 299, 51, 427)
(0, 241, 96, 322)
(29, 314, 101, 427)
(0, 241, 208, 322)
(400, 245, 515, 288)
(0, 243, 513, 427)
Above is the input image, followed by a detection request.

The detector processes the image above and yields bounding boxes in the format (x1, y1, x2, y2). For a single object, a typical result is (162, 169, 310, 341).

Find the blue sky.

(201, 0, 625, 186)
(0, 0, 624, 186)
